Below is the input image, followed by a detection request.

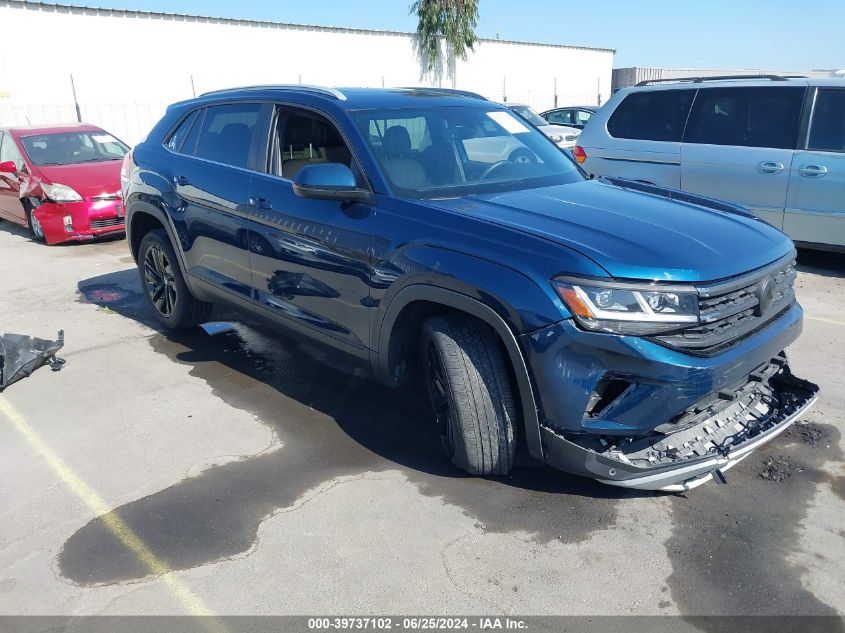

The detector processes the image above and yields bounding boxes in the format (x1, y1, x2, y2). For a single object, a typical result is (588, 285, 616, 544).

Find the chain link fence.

(0, 101, 169, 145)
(0, 90, 605, 146)
(502, 92, 605, 112)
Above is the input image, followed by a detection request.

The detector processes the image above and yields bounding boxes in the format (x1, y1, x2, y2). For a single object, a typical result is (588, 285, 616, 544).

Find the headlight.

(41, 183, 83, 202)
(552, 277, 699, 335)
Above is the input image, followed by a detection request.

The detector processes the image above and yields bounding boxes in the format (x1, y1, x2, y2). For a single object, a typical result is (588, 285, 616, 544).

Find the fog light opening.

(585, 377, 632, 418)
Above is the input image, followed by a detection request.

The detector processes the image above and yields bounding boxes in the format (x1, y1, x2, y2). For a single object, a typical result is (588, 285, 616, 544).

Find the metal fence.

(0, 91, 604, 146)
(503, 92, 605, 112)
(0, 101, 169, 145)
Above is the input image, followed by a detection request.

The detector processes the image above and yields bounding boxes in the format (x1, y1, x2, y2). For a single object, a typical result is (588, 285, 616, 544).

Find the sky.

(46, 0, 844, 70)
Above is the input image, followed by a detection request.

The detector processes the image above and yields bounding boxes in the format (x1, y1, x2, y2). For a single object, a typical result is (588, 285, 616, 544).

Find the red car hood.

(34, 161, 122, 198)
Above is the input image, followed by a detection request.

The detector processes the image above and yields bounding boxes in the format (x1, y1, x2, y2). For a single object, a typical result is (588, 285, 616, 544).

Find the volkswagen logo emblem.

(756, 276, 775, 316)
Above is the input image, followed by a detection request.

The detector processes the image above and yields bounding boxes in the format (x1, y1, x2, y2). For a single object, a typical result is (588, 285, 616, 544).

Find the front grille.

(90, 217, 125, 229)
(654, 255, 797, 355)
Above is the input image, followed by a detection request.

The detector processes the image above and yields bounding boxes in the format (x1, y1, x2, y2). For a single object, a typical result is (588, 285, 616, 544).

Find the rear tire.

(137, 229, 212, 329)
(421, 314, 517, 475)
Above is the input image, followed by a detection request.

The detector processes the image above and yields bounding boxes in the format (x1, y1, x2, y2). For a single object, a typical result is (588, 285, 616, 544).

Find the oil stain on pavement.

(63, 270, 630, 586)
(666, 419, 844, 622)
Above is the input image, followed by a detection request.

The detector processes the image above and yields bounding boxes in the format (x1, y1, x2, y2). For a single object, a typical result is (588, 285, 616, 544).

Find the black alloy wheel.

(144, 244, 177, 318)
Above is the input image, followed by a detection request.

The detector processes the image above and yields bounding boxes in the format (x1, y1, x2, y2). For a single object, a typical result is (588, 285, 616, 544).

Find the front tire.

(137, 229, 212, 329)
(24, 202, 45, 243)
(421, 314, 517, 475)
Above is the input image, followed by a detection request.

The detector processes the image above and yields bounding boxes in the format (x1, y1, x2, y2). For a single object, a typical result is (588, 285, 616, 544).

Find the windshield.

(353, 106, 583, 199)
(509, 105, 548, 127)
(21, 131, 129, 166)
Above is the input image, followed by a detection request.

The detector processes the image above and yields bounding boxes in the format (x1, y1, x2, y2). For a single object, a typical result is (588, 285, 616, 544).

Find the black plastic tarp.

(0, 330, 65, 392)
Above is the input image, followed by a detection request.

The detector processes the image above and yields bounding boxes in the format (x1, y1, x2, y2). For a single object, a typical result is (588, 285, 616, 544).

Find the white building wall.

(0, 1, 613, 143)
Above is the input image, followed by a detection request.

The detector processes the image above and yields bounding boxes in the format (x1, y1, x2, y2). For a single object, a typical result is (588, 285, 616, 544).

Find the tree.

(411, 0, 479, 75)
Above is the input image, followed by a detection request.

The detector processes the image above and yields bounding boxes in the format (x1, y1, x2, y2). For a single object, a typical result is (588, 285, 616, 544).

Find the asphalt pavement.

(0, 221, 842, 622)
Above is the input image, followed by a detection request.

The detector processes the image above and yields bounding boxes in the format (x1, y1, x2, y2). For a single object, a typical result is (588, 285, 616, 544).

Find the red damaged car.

(0, 123, 129, 244)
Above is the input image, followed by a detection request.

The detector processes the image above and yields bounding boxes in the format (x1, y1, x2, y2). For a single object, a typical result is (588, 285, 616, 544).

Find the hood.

(33, 161, 122, 198)
(429, 179, 794, 283)
(539, 124, 580, 138)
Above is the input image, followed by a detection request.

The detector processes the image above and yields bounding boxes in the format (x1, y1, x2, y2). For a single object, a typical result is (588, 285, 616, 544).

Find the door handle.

(173, 175, 190, 186)
(249, 196, 272, 210)
(757, 161, 784, 174)
(799, 165, 828, 177)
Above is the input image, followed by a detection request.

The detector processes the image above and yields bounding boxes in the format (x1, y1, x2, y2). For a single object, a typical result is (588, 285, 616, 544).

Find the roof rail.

(397, 87, 488, 100)
(200, 84, 347, 100)
(635, 74, 794, 87)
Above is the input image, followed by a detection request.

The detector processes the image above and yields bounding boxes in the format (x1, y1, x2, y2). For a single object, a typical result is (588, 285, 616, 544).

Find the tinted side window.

(808, 89, 845, 152)
(165, 110, 199, 152)
(0, 133, 24, 170)
(195, 103, 261, 169)
(275, 108, 364, 186)
(684, 87, 805, 149)
(607, 90, 694, 142)
(547, 110, 573, 125)
(575, 110, 593, 126)
(368, 116, 431, 150)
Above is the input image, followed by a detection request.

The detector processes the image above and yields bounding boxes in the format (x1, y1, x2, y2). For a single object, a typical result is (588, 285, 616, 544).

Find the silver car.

(541, 105, 598, 130)
(576, 76, 845, 251)
(505, 103, 581, 150)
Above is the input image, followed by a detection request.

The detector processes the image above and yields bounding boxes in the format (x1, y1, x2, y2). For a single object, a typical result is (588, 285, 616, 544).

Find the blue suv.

(123, 86, 818, 491)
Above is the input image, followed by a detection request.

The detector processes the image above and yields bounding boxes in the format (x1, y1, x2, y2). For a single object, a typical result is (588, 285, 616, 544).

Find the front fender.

(374, 282, 546, 461)
(371, 245, 571, 339)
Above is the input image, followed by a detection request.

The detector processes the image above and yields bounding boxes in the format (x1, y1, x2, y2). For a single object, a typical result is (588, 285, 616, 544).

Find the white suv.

(575, 76, 845, 251)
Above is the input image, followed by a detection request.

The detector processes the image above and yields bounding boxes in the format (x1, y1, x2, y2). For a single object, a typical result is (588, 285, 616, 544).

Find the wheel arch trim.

(127, 200, 187, 270)
(374, 284, 544, 461)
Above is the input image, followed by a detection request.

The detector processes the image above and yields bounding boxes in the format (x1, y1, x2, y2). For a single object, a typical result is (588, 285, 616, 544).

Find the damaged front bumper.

(32, 196, 125, 245)
(541, 360, 818, 491)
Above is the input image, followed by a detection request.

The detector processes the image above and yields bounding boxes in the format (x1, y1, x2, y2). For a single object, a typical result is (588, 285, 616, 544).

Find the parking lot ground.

(0, 221, 843, 619)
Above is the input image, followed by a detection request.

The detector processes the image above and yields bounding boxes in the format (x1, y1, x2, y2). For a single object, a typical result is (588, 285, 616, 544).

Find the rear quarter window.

(607, 90, 694, 142)
(165, 110, 200, 152)
(808, 89, 845, 152)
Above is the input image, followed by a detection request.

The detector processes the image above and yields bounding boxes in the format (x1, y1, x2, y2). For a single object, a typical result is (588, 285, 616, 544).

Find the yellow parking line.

(0, 395, 224, 624)
(807, 316, 845, 327)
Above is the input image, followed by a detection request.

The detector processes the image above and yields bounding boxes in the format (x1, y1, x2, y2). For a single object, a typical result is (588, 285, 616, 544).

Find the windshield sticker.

(92, 134, 117, 144)
(486, 111, 530, 134)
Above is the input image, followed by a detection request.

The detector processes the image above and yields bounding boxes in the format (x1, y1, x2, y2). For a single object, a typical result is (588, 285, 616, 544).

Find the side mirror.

(292, 163, 372, 203)
(0, 160, 17, 175)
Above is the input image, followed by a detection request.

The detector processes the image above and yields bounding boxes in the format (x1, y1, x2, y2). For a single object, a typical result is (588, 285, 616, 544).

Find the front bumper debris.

(0, 330, 65, 391)
(541, 357, 818, 491)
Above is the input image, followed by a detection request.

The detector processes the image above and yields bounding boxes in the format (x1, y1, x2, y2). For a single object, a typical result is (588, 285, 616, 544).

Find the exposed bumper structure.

(540, 360, 818, 491)
(521, 300, 818, 491)
(32, 196, 125, 245)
